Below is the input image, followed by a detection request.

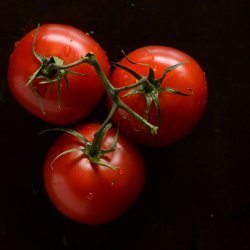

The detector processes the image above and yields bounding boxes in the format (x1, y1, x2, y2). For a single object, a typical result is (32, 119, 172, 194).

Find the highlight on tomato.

(43, 123, 145, 225)
(8, 24, 110, 125)
(109, 46, 208, 147)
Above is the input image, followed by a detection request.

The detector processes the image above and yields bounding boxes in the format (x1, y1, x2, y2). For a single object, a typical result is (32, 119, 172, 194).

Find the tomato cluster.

(8, 24, 207, 224)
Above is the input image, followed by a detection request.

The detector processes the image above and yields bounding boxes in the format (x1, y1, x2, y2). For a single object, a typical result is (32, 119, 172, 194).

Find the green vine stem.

(30, 25, 192, 168)
(28, 25, 158, 134)
(88, 104, 118, 158)
(52, 54, 159, 163)
(55, 53, 158, 135)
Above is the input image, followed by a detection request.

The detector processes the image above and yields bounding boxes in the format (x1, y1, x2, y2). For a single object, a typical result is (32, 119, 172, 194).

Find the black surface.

(0, 0, 249, 249)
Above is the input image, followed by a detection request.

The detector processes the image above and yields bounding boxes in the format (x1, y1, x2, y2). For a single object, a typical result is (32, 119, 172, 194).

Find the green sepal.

(160, 87, 193, 96)
(39, 127, 90, 145)
(111, 62, 142, 80)
(29, 82, 45, 114)
(66, 70, 87, 77)
(32, 24, 47, 63)
(148, 67, 155, 82)
(121, 49, 151, 68)
(90, 158, 119, 170)
(122, 85, 145, 97)
(144, 93, 154, 121)
(144, 90, 161, 125)
(26, 67, 42, 87)
(155, 61, 187, 84)
(51, 147, 85, 168)
(39, 78, 58, 84)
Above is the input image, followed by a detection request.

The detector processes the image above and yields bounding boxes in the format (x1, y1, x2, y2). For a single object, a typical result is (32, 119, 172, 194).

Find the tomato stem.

(55, 56, 89, 69)
(57, 52, 158, 134)
(89, 104, 118, 158)
(32, 25, 191, 170)
(84, 53, 158, 135)
(29, 26, 158, 135)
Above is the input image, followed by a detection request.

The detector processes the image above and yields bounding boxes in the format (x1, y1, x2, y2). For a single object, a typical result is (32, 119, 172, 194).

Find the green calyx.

(40, 124, 119, 170)
(111, 54, 193, 127)
(26, 24, 87, 113)
(31, 24, 193, 170)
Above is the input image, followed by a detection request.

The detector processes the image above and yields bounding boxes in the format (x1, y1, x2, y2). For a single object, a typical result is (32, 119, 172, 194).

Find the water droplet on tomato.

(87, 192, 94, 200)
(153, 65, 158, 71)
(14, 41, 20, 47)
(149, 55, 154, 61)
(144, 50, 154, 61)
(118, 169, 123, 175)
(110, 181, 115, 187)
(63, 46, 71, 57)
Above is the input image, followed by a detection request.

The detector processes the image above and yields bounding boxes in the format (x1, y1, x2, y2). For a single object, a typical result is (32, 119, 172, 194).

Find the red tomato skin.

(44, 123, 145, 225)
(8, 24, 109, 125)
(110, 46, 208, 147)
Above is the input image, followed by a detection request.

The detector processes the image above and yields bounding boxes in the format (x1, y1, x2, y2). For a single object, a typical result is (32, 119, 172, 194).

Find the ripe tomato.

(8, 24, 109, 125)
(109, 46, 208, 147)
(43, 123, 145, 224)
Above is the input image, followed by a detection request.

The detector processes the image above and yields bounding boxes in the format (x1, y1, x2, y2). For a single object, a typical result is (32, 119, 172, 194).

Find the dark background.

(0, 0, 249, 249)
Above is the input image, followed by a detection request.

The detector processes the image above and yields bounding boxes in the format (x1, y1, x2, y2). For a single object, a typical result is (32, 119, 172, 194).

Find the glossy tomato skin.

(44, 123, 145, 225)
(110, 46, 208, 147)
(8, 24, 109, 125)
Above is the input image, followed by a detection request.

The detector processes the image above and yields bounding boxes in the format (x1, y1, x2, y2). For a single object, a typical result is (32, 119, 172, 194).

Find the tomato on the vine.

(43, 123, 145, 225)
(109, 46, 208, 147)
(8, 24, 109, 124)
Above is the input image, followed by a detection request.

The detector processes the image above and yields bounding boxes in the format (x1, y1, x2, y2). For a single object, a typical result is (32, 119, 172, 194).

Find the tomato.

(109, 46, 208, 147)
(8, 24, 109, 125)
(43, 123, 145, 224)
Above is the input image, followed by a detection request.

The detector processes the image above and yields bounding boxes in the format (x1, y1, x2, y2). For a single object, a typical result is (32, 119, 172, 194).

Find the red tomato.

(8, 24, 109, 124)
(43, 123, 145, 224)
(109, 46, 208, 147)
